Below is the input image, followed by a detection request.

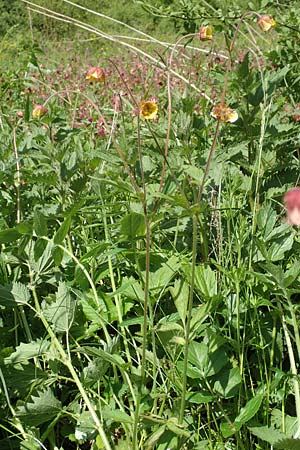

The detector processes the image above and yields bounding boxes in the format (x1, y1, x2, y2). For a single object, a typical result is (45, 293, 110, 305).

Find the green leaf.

(194, 265, 217, 298)
(274, 438, 300, 449)
(34, 209, 48, 236)
(16, 388, 62, 426)
(268, 234, 294, 262)
(5, 339, 50, 365)
(169, 278, 189, 323)
(0, 227, 20, 243)
(120, 212, 145, 239)
(54, 215, 72, 244)
(0, 282, 30, 307)
(186, 392, 214, 404)
(234, 394, 264, 429)
(75, 410, 97, 442)
(188, 341, 228, 377)
(248, 426, 286, 446)
(102, 406, 133, 424)
(43, 282, 75, 333)
(257, 204, 277, 240)
(213, 367, 242, 398)
(148, 256, 180, 292)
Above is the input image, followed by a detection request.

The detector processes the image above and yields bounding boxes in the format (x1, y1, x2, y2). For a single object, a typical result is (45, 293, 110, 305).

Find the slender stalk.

(281, 311, 300, 437)
(132, 218, 151, 449)
(179, 214, 198, 424)
(29, 283, 113, 450)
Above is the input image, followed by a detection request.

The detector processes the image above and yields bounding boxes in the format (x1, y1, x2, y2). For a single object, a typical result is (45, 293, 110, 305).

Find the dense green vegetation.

(1, 1, 300, 449)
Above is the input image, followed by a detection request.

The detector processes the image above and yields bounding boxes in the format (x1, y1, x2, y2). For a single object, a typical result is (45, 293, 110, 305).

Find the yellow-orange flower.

(139, 100, 158, 120)
(32, 104, 48, 119)
(211, 104, 238, 123)
(86, 67, 105, 83)
(199, 25, 213, 41)
(258, 15, 276, 32)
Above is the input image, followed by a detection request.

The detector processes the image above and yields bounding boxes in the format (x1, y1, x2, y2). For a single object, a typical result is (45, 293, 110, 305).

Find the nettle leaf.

(16, 388, 62, 426)
(5, 339, 50, 365)
(0, 282, 30, 307)
(248, 425, 285, 446)
(75, 410, 97, 442)
(43, 282, 75, 333)
(268, 233, 294, 262)
(33, 209, 48, 236)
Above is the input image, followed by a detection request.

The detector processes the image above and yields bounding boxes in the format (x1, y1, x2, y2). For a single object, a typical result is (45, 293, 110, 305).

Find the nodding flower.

(32, 104, 48, 119)
(199, 25, 213, 41)
(284, 188, 300, 226)
(258, 15, 276, 32)
(211, 104, 238, 123)
(86, 67, 106, 83)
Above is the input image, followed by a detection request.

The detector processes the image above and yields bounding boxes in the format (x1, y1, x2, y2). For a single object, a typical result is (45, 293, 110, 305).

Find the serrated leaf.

(5, 339, 50, 365)
(248, 426, 285, 445)
(187, 341, 228, 378)
(43, 282, 75, 332)
(268, 234, 294, 262)
(0, 282, 30, 307)
(75, 410, 97, 442)
(16, 388, 62, 426)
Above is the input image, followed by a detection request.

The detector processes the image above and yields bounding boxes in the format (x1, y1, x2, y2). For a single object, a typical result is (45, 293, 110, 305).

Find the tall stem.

(179, 214, 198, 424)
(281, 311, 300, 437)
(29, 282, 113, 450)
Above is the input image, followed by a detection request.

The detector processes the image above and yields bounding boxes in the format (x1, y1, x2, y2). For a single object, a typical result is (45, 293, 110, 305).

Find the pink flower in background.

(284, 188, 300, 225)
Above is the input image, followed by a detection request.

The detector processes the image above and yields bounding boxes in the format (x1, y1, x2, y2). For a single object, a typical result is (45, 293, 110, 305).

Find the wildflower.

(284, 188, 300, 226)
(139, 100, 158, 120)
(211, 104, 238, 123)
(258, 15, 276, 32)
(32, 104, 48, 119)
(199, 25, 213, 41)
(86, 66, 105, 83)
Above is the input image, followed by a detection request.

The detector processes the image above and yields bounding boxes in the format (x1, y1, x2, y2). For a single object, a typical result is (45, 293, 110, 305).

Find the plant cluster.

(1, 2, 300, 450)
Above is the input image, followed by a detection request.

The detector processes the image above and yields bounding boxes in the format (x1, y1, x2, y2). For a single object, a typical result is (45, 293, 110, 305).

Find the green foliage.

(1, 1, 300, 449)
